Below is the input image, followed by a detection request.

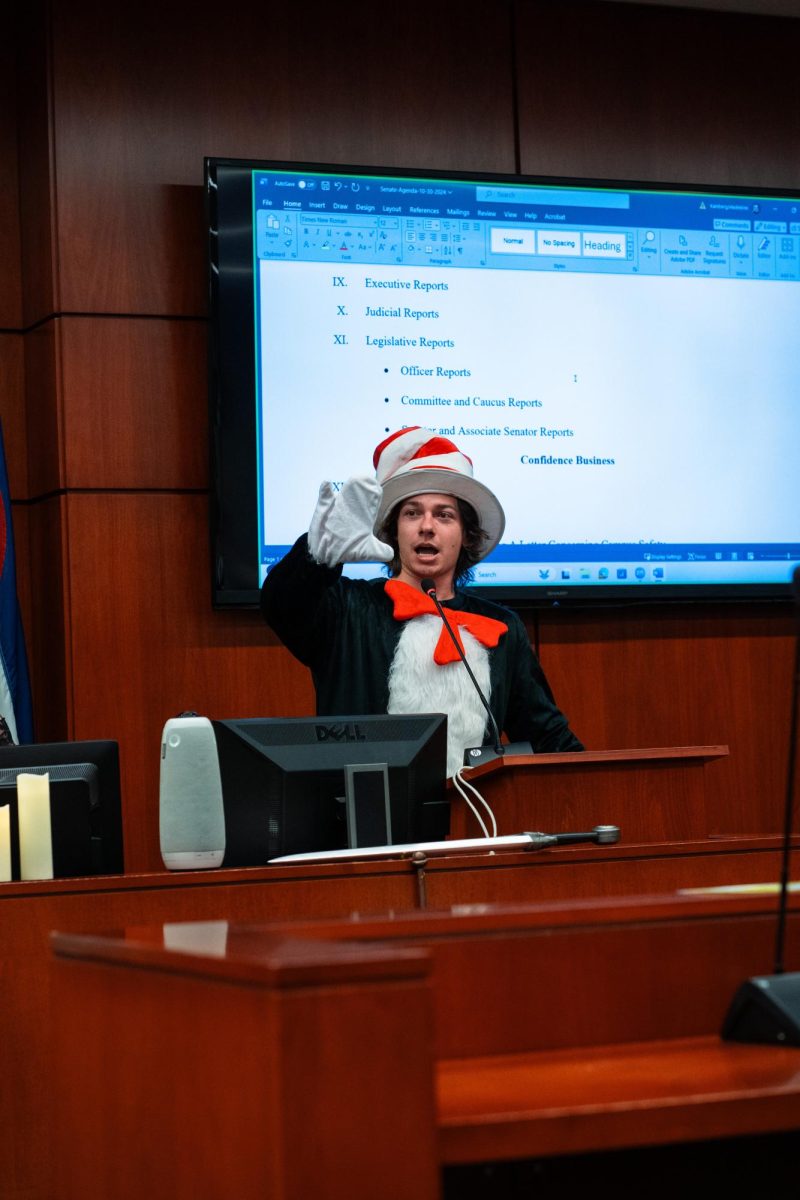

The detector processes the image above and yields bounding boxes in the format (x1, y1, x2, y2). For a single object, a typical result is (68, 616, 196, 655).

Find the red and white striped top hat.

(373, 427, 505, 559)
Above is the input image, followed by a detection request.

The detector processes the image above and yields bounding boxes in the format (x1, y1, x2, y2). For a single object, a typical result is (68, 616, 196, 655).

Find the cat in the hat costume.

(262, 428, 583, 778)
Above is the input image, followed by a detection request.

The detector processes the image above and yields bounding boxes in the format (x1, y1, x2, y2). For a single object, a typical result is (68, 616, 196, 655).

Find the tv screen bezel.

(206, 155, 800, 611)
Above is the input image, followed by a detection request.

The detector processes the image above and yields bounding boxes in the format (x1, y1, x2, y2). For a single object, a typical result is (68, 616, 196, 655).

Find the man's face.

(395, 492, 464, 593)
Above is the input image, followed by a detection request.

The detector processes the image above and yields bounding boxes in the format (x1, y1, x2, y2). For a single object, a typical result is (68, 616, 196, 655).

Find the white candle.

(17, 773, 53, 881)
(0, 804, 11, 882)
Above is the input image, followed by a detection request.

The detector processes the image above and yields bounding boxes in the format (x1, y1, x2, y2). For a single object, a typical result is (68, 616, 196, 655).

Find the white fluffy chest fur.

(387, 614, 490, 778)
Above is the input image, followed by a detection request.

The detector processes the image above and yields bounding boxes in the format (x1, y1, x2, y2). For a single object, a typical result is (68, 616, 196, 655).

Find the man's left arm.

(500, 615, 584, 753)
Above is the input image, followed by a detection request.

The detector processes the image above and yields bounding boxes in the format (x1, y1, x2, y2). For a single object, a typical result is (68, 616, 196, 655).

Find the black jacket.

(261, 535, 583, 754)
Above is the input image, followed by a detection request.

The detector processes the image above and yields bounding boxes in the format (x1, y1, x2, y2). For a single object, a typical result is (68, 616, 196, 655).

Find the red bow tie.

(384, 579, 507, 665)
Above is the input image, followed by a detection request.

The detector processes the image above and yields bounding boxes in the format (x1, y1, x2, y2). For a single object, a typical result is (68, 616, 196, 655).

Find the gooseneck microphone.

(420, 577, 504, 760)
(721, 562, 800, 1044)
(523, 824, 621, 849)
(270, 825, 622, 863)
(774, 562, 800, 974)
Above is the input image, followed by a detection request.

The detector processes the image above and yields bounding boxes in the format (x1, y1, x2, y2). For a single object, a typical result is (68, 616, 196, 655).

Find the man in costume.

(261, 427, 583, 777)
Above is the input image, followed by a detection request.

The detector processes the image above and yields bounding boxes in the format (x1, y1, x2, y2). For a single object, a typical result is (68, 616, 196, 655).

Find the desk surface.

(3, 833, 797, 1200)
(437, 1034, 800, 1162)
(50, 889, 800, 1199)
(52, 886, 800, 1055)
(0, 830, 790, 902)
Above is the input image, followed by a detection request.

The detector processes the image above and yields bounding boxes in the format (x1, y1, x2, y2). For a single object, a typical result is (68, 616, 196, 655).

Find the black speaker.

(721, 973, 800, 1046)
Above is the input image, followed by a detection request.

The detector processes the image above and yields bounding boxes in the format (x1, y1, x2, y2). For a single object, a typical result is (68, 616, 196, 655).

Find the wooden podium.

(448, 745, 730, 841)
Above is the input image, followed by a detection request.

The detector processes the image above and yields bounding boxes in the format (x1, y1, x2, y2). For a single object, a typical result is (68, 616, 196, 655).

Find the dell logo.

(315, 722, 366, 743)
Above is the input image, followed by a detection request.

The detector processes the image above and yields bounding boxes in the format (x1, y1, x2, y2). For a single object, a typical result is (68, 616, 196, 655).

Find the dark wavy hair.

(378, 496, 489, 586)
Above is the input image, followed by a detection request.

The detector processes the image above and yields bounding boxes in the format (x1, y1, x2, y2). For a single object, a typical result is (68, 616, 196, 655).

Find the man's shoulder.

(341, 573, 392, 607)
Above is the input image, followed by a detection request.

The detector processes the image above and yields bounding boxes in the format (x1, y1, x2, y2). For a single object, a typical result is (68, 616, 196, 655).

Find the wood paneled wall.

(4, 0, 796, 871)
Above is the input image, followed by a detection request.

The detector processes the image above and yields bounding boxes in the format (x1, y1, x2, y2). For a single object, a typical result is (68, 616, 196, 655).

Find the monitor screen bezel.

(0, 738, 124, 878)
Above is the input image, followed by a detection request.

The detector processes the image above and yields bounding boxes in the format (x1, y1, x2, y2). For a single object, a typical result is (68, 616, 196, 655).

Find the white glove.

(308, 475, 393, 567)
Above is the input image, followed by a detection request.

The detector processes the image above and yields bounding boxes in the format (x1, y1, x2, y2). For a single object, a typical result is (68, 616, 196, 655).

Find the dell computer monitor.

(212, 713, 448, 865)
(0, 739, 124, 879)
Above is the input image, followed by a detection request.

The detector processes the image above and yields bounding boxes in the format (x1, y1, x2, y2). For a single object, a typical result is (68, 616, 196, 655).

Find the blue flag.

(0, 419, 33, 744)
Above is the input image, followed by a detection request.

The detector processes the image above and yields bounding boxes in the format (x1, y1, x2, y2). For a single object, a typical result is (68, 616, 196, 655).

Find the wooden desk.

(51, 892, 800, 1199)
(2, 833, 794, 1200)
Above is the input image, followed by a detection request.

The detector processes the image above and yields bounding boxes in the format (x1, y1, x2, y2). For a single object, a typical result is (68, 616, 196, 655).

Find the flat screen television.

(212, 713, 447, 864)
(0, 739, 124, 879)
(207, 157, 800, 608)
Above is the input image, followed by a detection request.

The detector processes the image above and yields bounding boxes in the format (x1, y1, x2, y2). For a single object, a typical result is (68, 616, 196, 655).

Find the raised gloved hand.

(308, 475, 394, 567)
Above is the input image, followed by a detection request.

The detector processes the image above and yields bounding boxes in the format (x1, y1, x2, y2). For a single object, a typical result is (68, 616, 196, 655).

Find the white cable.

(451, 766, 497, 838)
(450, 768, 490, 837)
(456, 766, 498, 838)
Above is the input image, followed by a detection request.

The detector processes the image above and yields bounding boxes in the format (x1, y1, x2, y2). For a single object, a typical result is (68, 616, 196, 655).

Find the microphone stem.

(774, 587, 800, 974)
(424, 584, 503, 756)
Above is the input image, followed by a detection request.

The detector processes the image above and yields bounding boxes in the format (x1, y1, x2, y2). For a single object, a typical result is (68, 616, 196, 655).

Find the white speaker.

(159, 716, 225, 870)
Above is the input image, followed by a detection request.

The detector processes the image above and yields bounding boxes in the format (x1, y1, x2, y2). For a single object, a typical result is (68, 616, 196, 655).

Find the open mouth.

(414, 544, 439, 558)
